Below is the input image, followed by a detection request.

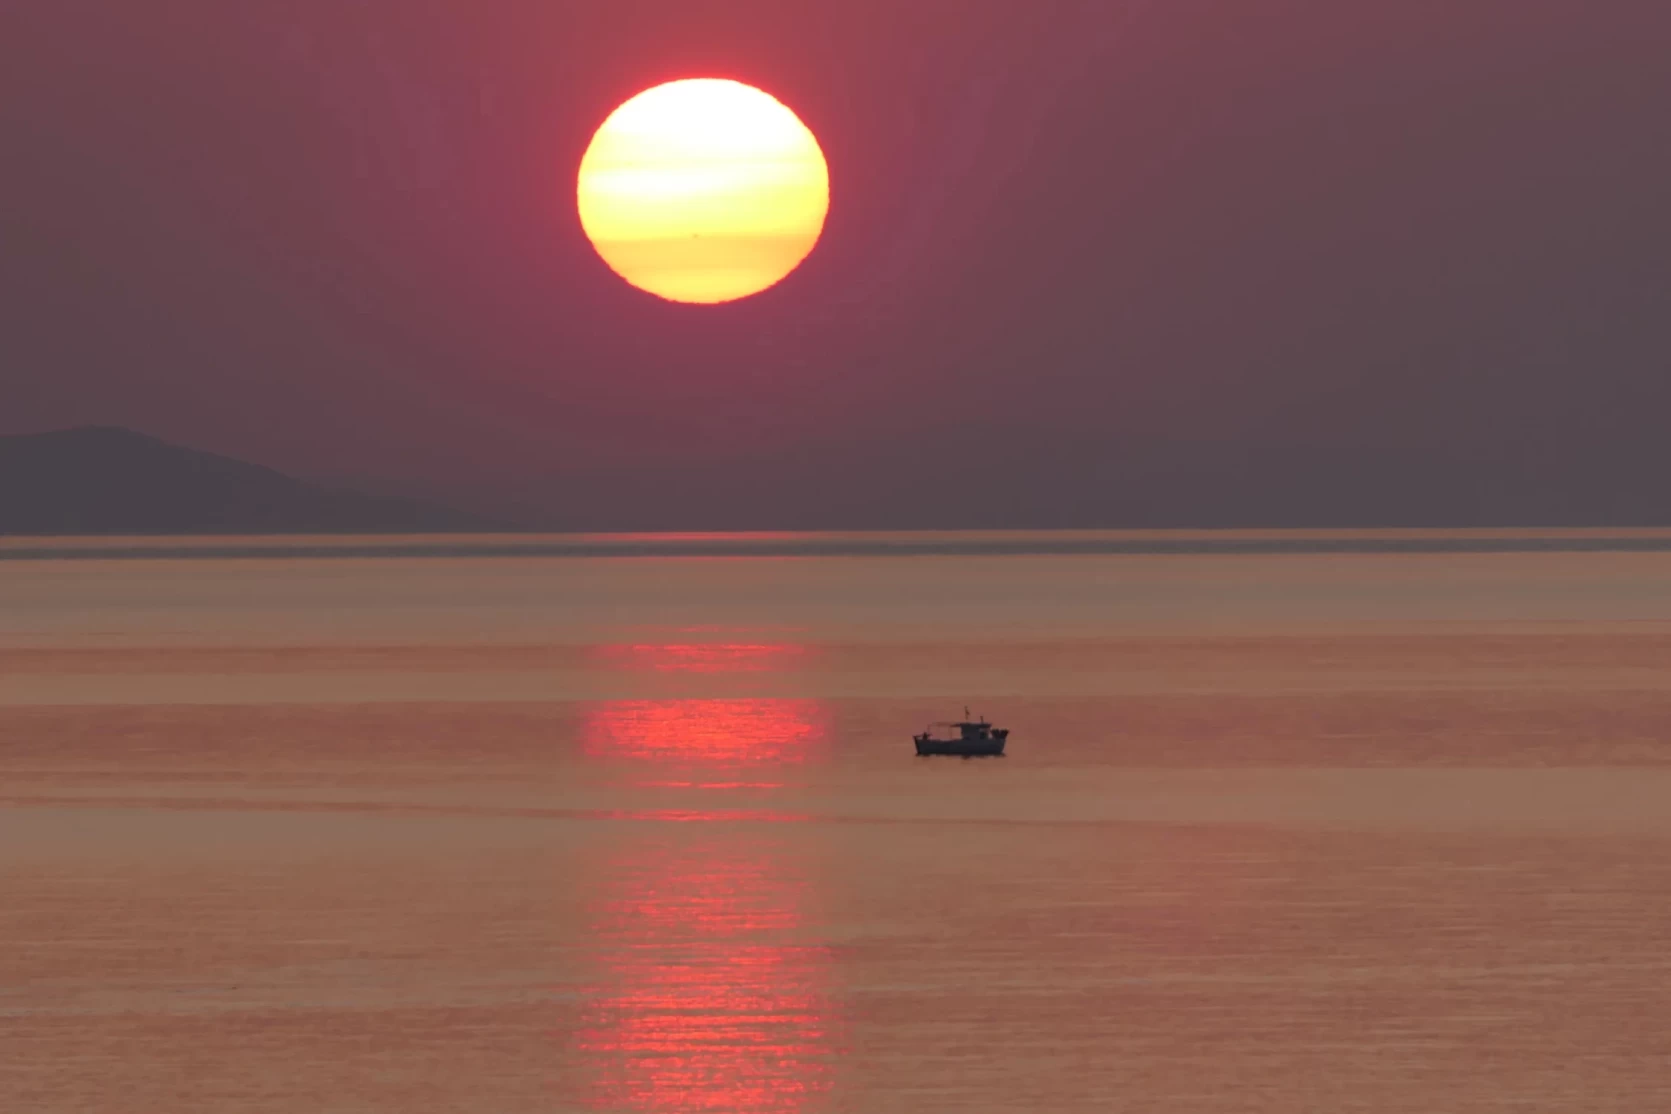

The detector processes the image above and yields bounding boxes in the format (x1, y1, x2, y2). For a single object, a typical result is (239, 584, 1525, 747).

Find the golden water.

(4, 541, 1670, 1111)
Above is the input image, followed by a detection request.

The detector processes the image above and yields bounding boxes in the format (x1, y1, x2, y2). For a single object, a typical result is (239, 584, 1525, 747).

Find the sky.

(3, 1, 1668, 529)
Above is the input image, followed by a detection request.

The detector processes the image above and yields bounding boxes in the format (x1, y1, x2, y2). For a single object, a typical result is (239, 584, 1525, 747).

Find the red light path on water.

(583, 698, 829, 768)
(570, 640, 838, 1109)
(575, 841, 836, 1112)
(592, 641, 813, 674)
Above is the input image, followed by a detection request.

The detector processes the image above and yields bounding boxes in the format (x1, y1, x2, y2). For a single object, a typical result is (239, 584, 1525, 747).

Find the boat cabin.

(918, 719, 1004, 743)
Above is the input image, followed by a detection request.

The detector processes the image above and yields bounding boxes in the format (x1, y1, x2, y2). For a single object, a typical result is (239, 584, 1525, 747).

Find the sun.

(576, 79, 830, 305)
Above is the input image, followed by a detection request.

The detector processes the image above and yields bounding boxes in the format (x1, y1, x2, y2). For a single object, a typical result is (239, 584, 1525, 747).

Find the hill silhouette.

(0, 427, 497, 535)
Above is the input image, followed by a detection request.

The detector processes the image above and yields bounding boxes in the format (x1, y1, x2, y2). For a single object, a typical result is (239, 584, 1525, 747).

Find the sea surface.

(4, 531, 1671, 1112)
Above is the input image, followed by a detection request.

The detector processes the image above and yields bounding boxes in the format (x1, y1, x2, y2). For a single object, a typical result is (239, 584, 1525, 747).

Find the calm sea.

(4, 532, 1671, 1112)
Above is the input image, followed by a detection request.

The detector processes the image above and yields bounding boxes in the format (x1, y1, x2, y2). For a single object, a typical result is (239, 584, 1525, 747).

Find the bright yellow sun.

(577, 79, 830, 305)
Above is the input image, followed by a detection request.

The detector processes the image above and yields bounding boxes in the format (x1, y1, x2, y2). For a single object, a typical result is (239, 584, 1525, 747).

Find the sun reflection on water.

(583, 698, 829, 767)
(592, 642, 814, 674)
(571, 640, 837, 1110)
(576, 838, 836, 1112)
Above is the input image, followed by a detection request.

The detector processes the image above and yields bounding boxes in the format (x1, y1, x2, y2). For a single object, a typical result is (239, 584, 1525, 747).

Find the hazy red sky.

(3, 1, 1668, 528)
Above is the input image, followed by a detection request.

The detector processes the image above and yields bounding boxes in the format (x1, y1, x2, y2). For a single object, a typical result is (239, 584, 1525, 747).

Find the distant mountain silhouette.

(0, 427, 499, 535)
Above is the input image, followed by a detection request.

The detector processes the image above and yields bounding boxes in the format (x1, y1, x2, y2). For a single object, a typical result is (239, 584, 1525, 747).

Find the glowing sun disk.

(577, 79, 830, 304)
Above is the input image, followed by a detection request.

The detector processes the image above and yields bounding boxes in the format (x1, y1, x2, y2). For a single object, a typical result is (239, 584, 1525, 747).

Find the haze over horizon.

(5, 2, 1668, 530)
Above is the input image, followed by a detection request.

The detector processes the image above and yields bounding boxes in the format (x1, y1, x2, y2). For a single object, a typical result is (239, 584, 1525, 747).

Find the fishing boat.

(913, 710, 1009, 757)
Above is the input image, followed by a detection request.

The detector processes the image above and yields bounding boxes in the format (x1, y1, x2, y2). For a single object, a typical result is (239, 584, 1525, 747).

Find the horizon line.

(8, 526, 1671, 562)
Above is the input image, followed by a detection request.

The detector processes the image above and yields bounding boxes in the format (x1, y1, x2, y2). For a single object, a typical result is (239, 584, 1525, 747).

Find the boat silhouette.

(913, 709, 1008, 757)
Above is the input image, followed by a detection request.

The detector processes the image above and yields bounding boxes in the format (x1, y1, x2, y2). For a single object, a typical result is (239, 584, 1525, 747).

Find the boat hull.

(914, 737, 1007, 758)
